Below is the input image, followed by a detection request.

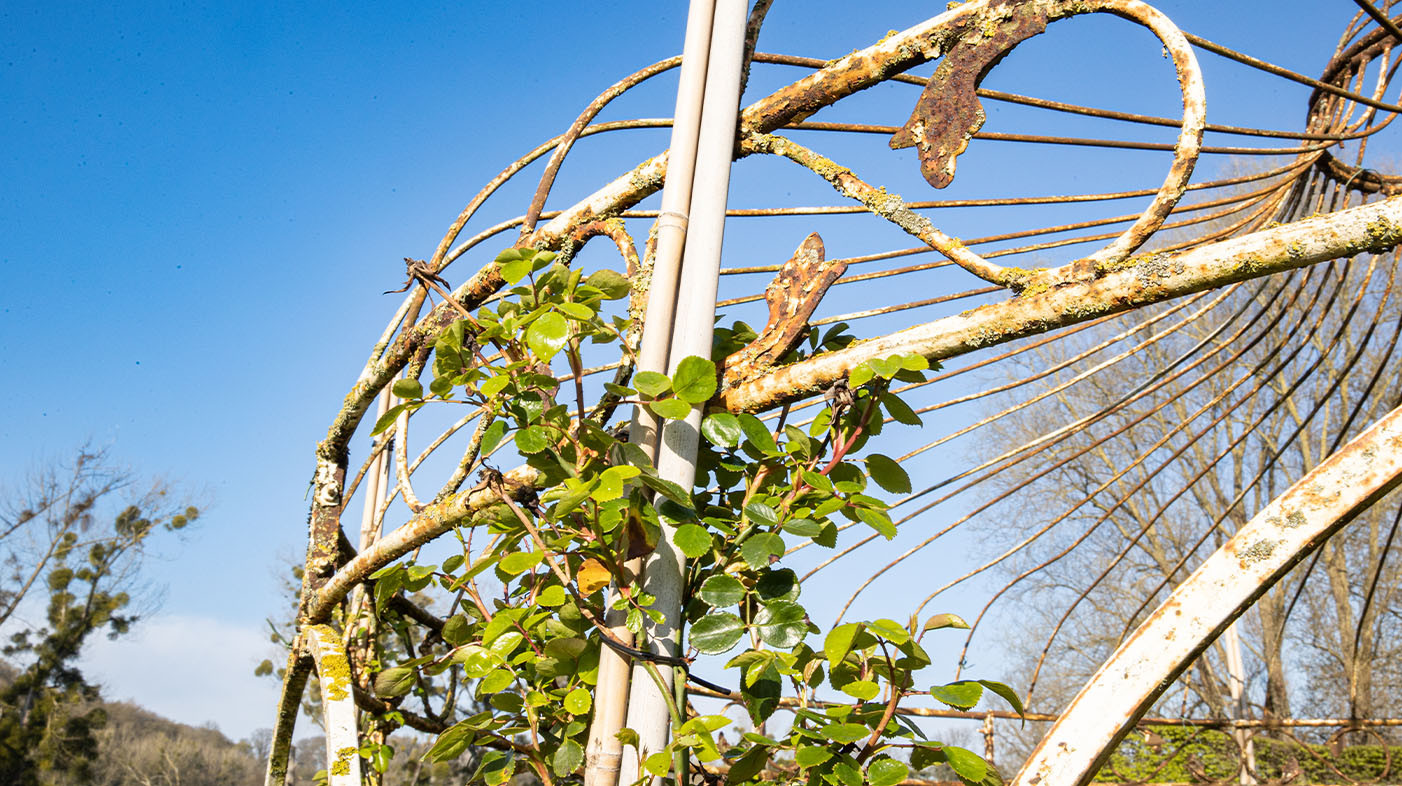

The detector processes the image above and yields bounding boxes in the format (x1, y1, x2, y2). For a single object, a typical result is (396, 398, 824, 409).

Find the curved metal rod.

(1011, 402, 1402, 786)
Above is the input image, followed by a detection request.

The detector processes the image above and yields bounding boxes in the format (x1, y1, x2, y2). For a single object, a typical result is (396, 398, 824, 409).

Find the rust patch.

(891, 0, 1049, 188)
(723, 233, 847, 387)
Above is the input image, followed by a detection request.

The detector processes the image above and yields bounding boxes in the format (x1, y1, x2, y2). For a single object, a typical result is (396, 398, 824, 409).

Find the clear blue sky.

(0, 0, 1376, 741)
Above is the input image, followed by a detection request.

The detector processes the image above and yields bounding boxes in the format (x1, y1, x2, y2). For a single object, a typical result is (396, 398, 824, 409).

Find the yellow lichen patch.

(330, 746, 358, 776)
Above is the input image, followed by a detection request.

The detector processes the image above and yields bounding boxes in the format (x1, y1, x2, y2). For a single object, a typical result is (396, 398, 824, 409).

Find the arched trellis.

(270, 1, 1402, 784)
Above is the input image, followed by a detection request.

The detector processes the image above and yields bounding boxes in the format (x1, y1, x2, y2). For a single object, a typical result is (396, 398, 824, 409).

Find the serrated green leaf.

(930, 680, 984, 710)
(479, 374, 511, 399)
(515, 425, 552, 454)
(672, 355, 717, 404)
(795, 746, 833, 768)
(978, 679, 1025, 719)
(644, 751, 672, 777)
(424, 721, 476, 763)
(868, 759, 908, 786)
(841, 679, 880, 701)
(849, 364, 875, 388)
(633, 371, 671, 397)
(821, 723, 868, 744)
(586, 269, 630, 299)
(869, 356, 901, 379)
(500, 257, 533, 285)
(728, 745, 770, 782)
(882, 393, 922, 426)
(865, 454, 912, 494)
(557, 301, 594, 320)
(857, 507, 896, 539)
(649, 397, 691, 420)
(373, 666, 416, 698)
(754, 600, 807, 648)
(371, 404, 406, 436)
(699, 574, 745, 607)
(553, 739, 583, 777)
(480, 419, 508, 455)
(690, 612, 745, 655)
(537, 585, 567, 607)
(441, 614, 471, 645)
(755, 568, 799, 601)
(499, 551, 542, 575)
(737, 414, 778, 454)
(564, 686, 592, 715)
(478, 668, 515, 695)
(825, 623, 862, 666)
(783, 518, 823, 538)
(740, 532, 784, 569)
(392, 378, 423, 399)
(701, 413, 743, 448)
(526, 312, 569, 362)
(673, 523, 713, 558)
(943, 746, 987, 783)
(866, 618, 910, 644)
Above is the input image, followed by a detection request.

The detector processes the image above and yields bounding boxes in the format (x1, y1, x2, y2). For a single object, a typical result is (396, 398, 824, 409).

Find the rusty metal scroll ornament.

(892, 0, 1206, 275)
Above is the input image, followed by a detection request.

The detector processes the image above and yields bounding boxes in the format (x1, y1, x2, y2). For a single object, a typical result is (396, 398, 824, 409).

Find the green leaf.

(441, 614, 471, 645)
(848, 363, 875, 388)
(737, 414, 778, 454)
(564, 686, 592, 715)
(499, 551, 542, 575)
(392, 378, 423, 399)
(557, 301, 595, 320)
(699, 574, 746, 607)
(633, 371, 671, 397)
(832, 761, 863, 786)
(795, 746, 833, 768)
(515, 425, 552, 454)
(701, 413, 743, 448)
(978, 679, 1025, 719)
(754, 600, 807, 648)
(857, 507, 896, 539)
(728, 745, 770, 783)
(638, 474, 693, 507)
(553, 739, 584, 777)
(866, 618, 910, 645)
(740, 532, 784, 569)
(821, 723, 868, 744)
(672, 355, 718, 404)
(480, 374, 511, 399)
(478, 668, 515, 695)
(865, 454, 912, 494)
(841, 679, 879, 701)
(424, 721, 476, 763)
(868, 759, 909, 786)
(526, 312, 570, 362)
(499, 257, 534, 285)
(374, 666, 415, 698)
(643, 751, 672, 778)
(825, 623, 862, 666)
(480, 420, 508, 455)
(745, 502, 780, 528)
(869, 356, 901, 379)
(586, 269, 630, 299)
(922, 613, 970, 633)
(648, 397, 692, 420)
(930, 680, 984, 710)
(593, 465, 640, 502)
(755, 568, 799, 602)
(537, 585, 567, 607)
(371, 404, 405, 436)
(673, 524, 713, 558)
(943, 746, 987, 783)
(690, 612, 745, 655)
(783, 518, 823, 538)
(882, 393, 922, 426)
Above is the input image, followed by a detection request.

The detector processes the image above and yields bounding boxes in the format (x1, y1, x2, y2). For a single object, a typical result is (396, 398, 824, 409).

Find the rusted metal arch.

(1011, 402, 1402, 786)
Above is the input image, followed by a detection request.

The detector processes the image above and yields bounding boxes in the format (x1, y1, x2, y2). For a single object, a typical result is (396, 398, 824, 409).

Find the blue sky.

(0, 0, 1381, 741)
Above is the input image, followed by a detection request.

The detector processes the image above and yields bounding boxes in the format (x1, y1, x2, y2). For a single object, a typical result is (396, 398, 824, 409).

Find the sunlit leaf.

(672, 355, 717, 404)
(526, 311, 570, 362)
(690, 612, 745, 655)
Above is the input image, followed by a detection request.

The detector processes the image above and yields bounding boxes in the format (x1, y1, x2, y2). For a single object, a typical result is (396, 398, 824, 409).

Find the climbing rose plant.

(356, 247, 1022, 784)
